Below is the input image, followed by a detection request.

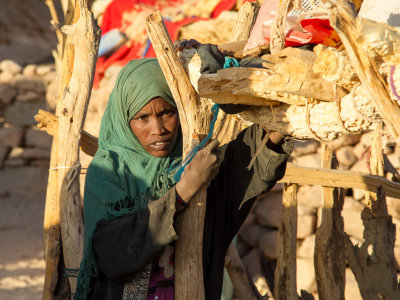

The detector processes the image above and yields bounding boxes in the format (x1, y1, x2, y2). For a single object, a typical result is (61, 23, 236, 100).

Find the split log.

(186, 47, 348, 105)
(239, 83, 379, 141)
(329, 0, 400, 138)
(56, 0, 100, 293)
(182, 47, 383, 141)
(313, 44, 359, 92)
(274, 183, 298, 300)
(314, 144, 345, 300)
(146, 11, 213, 300)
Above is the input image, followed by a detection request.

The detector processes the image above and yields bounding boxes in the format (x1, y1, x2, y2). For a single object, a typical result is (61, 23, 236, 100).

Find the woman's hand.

(174, 39, 201, 51)
(176, 139, 220, 202)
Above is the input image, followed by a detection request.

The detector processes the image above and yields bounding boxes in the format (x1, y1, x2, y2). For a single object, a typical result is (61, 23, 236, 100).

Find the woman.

(75, 57, 292, 300)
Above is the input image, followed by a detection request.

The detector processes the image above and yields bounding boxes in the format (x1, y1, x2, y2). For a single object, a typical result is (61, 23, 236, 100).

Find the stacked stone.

(237, 134, 400, 299)
(0, 59, 55, 196)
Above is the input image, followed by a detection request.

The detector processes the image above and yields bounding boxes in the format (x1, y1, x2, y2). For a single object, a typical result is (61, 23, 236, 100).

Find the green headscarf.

(75, 58, 182, 299)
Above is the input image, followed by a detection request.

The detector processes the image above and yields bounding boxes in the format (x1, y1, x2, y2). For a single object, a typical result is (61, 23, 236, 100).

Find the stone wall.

(0, 60, 55, 173)
(237, 135, 400, 299)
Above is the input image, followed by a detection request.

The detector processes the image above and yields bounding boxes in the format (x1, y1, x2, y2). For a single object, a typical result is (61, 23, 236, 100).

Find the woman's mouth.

(149, 141, 171, 151)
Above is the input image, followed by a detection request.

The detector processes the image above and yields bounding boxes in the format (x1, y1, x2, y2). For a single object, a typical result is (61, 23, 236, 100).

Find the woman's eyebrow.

(133, 111, 150, 118)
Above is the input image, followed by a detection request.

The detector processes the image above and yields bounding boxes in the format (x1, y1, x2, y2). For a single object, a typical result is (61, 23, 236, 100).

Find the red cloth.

(93, 0, 237, 88)
(284, 18, 338, 47)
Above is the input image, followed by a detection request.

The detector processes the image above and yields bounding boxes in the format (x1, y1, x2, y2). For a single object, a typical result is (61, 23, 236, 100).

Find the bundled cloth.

(93, 0, 242, 88)
(244, 0, 341, 52)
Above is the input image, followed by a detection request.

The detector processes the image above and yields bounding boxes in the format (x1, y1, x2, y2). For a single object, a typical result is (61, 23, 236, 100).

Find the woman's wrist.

(175, 181, 192, 203)
(266, 131, 285, 150)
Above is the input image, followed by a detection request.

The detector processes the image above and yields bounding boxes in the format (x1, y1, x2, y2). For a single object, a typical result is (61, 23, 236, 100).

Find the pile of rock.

(0, 59, 55, 195)
(236, 134, 400, 299)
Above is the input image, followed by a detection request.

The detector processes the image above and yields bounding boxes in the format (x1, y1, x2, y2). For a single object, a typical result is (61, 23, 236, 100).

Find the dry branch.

(145, 11, 213, 300)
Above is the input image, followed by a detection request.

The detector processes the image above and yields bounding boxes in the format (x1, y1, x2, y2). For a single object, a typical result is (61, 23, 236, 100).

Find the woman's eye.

(137, 115, 149, 121)
(161, 111, 176, 118)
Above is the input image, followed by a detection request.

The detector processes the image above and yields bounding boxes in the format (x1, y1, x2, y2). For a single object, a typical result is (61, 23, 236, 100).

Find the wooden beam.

(274, 183, 298, 300)
(280, 163, 400, 199)
(329, 0, 400, 138)
(145, 11, 212, 300)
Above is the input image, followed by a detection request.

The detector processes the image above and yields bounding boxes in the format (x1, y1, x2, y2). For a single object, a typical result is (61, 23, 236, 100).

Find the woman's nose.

(151, 118, 165, 135)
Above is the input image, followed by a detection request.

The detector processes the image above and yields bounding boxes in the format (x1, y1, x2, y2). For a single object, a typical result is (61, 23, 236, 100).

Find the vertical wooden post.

(57, 0, 100, 294)
(145, 11, 213, 300)
(42, 0, 81, 298)
(314, 144, 345, 300)
(275, 183, 298, 300)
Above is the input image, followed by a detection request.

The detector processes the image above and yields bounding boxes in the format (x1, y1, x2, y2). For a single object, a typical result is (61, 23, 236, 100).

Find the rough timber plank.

(146, 11, 211, 300)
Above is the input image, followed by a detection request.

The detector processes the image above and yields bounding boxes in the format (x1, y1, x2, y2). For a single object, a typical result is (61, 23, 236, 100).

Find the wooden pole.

(42, 0, 81, 298)
(57, 0, 100, 294)
(274, 183, 298, 300)
(314, 144, 345, 300)
(329, 0, 400, 139)
(145, 11, 213, 300)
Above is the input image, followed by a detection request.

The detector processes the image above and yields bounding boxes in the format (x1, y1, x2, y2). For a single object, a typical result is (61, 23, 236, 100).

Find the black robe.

(88, 125, 293, 299)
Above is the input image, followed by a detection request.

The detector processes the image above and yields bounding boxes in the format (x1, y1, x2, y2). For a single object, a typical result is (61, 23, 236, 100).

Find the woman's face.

(129, 97, 180, 157)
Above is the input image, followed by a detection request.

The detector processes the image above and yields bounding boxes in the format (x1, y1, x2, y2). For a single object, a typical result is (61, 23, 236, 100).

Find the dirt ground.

(0, 166, 48, 299)
(0, 2, 57, 298)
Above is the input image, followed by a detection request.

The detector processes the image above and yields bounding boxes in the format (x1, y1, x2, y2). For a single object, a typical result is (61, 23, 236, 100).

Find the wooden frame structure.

(37, 0, 400, 299)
